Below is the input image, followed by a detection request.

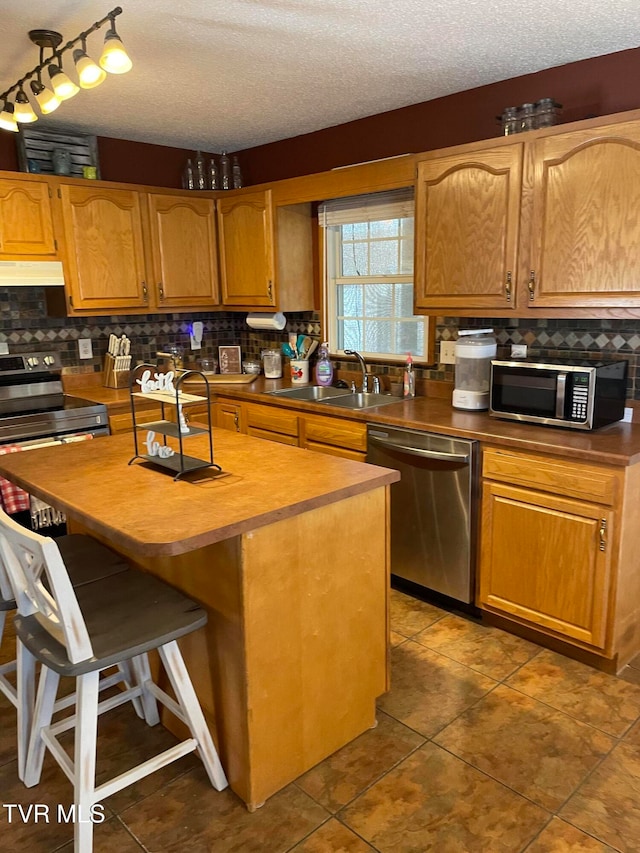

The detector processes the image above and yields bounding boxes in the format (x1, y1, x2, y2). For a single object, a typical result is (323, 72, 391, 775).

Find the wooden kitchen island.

(0, 429, 398, 810)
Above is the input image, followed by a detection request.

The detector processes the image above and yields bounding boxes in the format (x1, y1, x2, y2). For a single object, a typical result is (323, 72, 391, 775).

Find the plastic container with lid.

(452, 329, 497, 411)
(262, 349, 282, 379)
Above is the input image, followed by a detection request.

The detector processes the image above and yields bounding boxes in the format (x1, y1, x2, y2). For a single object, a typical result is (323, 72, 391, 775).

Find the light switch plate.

(0, 343, 8, 355)
(440, 341, 456, 364)
(78, 338, 93, 359)
(623, 407, 633, 423)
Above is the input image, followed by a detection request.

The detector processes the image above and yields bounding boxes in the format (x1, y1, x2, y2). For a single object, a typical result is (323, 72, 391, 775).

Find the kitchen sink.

(265, 385, 352, 401)
(317, 392, 400, 410)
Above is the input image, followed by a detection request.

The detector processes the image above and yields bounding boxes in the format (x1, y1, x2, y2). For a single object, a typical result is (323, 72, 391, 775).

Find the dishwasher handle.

(368, 433, 470, 464)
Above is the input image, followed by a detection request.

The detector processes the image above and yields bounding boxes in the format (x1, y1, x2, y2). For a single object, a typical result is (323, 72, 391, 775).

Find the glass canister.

(262, 349, 282, 379)
(519, 103, 536, 132)
(500, 106, 519, 136)
(452, 329, 497, 411)
(535, 98, 562, 128)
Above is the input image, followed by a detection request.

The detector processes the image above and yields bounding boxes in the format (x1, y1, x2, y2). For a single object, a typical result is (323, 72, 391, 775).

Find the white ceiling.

(1, 0, 640, 153)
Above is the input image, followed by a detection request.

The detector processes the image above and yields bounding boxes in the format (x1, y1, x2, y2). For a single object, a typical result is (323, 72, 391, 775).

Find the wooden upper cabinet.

(527, 120, 640, 309)
(217, 189, 275, 307)
(0, 176, 57, 258)
(414, 144, 523, 311)
(58, 184, 148, 312)
(147, 194, 219, 308)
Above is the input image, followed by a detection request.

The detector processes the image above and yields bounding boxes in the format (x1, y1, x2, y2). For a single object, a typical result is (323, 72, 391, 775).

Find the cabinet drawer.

(245, 403, 299, 437)
(247, 426, 299, 446)
(483, 447, 618, 506)
(109, 405, 162, 434)
(302, 414, 367, 452)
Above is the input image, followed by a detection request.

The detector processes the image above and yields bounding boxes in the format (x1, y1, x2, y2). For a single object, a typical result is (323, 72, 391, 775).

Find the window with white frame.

(320, 189, 427, 362)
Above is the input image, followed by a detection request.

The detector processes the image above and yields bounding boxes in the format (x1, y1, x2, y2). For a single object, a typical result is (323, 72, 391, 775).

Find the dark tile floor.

(3, 590, 640, 851)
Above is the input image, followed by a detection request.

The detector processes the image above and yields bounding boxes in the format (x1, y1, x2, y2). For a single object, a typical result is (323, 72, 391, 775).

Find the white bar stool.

(0, 531, 144, 777)
(0, 510, 227, 853)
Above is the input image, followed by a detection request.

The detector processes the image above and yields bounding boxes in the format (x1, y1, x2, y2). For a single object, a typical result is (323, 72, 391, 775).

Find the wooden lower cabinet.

(109, 405, 162, 434)
(300, 413, 367, 461)
(244, 402, 299, 446)
(214, 399, 245, 433)
(478, 447, 632, 662)
(480, 481, 612, 648)
(212, 397, 368, 459)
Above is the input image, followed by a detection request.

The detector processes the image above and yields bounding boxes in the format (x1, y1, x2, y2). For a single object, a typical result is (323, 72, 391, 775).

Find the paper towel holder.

(246, 312, 287, 331)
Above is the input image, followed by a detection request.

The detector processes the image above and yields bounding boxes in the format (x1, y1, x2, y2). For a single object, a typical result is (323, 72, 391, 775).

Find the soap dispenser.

(315, 342, 333, 386)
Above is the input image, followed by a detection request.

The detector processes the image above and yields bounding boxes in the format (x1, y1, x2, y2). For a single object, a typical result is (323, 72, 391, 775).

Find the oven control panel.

(0, 351, 61, 374)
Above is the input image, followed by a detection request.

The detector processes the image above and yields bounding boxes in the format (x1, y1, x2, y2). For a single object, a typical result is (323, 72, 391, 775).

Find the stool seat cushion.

(1, 533, 130, 611)
(15, 568, 206, 676)
(56, 534, 131, 587)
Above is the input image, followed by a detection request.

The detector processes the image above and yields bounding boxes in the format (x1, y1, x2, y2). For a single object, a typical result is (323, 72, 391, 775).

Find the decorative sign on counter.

(145, 431, 175, 458)
(137, 369, 176, 395)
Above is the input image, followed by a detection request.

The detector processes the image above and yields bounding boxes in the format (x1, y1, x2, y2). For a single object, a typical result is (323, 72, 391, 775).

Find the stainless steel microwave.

(489, 359, 628, 430)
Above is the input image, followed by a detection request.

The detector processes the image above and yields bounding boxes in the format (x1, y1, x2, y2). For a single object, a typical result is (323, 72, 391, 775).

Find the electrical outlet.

(511, 344, 527, 358)
(0, 343, 8, 355)
(440, 341, 456, 364)
(78, 338, 93, 359)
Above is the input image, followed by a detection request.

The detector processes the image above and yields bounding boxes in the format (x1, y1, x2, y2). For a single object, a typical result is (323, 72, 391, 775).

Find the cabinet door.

(0, 176, 56, 257)
(59, 184, 149, 311)
(414, 144, 522, 311)
(479, 481, 612, 648)
(214, 399, 245, 432)
(147, 194, 219, 308)
(528, 120, 640, 308)
(217, 190, 276, 307)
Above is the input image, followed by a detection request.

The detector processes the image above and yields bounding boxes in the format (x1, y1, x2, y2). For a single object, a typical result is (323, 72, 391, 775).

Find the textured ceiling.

(1, 0, 639, 153)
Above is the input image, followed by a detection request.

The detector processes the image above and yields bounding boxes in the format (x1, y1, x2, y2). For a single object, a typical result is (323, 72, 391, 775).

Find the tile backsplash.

(3, 288, 640, 399)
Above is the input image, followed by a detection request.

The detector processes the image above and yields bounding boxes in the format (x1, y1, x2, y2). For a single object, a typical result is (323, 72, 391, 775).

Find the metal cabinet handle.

(599, 518, 607, 552)
(505, 271, 512, 302)
(528, 270, 536, 300)
(142, 282, 148, 301)
(267, 280, 273, 302)
(158, 282, 164, 301)
(368, 434, 469, 464)
(233, 411, 240, 432)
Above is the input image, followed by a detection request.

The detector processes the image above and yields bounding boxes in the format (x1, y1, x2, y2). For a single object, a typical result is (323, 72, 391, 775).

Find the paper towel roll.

(246, 312, 287, 331)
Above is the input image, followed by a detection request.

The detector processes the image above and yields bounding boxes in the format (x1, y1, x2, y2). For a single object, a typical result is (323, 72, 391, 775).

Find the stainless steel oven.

(0, 351, 109, 533)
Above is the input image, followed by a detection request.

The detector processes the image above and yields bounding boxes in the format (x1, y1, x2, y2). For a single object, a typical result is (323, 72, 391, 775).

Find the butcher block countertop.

(70, 376, 640, 468)
(0, 429, 398, 557)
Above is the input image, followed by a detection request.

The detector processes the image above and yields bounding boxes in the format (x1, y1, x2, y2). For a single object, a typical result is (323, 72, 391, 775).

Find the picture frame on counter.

(218, 345, 242, 374)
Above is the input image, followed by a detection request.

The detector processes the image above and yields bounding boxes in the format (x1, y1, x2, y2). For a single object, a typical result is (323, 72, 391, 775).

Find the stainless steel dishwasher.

(367, 424, 478, 603)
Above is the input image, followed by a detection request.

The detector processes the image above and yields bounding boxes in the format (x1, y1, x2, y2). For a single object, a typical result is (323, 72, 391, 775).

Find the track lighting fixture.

(0, 7, 132, 132)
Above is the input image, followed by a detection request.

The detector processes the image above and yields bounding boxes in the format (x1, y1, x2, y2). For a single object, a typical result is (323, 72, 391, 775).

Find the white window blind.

(318, 188, 415, 227)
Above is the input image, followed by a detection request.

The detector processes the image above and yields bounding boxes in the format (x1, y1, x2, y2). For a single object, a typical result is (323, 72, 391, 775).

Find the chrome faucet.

(344, 349, 370, 393)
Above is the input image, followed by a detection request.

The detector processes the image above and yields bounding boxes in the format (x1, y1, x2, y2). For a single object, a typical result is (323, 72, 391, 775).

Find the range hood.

(0, 261, 65, 287)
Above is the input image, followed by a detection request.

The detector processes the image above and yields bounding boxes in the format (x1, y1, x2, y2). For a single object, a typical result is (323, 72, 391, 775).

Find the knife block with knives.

(103, 334, 132, 389)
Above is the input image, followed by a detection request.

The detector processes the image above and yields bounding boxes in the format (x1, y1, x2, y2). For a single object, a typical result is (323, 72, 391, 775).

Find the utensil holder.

(103, 353, 130, 389)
